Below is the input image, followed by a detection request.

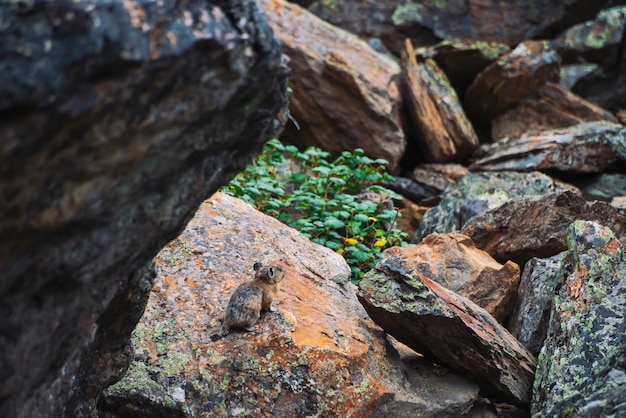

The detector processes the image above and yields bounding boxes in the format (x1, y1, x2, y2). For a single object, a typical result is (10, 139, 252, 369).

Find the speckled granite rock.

(0, 1, 288, 416)
(532, 221, 626, 417)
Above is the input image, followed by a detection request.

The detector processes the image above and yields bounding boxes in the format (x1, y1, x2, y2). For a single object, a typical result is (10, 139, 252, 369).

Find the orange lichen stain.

(567, 269, 586, 299)
(605, 237, 621, 256)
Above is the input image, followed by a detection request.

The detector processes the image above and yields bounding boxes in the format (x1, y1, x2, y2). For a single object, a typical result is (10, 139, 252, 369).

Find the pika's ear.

(267, 267, 275, 278)
(253, 262, 263, 272)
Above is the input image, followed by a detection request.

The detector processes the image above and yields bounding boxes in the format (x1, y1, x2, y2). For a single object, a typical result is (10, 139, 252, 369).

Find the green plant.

(222, 139, 409, 282)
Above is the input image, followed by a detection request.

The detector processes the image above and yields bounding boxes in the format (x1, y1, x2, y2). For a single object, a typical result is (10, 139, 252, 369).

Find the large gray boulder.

(0, 1, 288, 417)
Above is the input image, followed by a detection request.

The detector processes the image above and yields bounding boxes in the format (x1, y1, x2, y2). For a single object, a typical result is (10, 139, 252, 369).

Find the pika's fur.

(224, 262, 285, 331)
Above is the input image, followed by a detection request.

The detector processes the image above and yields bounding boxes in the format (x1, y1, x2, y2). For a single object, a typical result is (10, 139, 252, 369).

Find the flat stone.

(358, 256, 537, 405)
(461, 190, 626, 267)
(384, 233, 520, 322)
(491, 82, 618, 141)
(413, 171, 571, 243)
(472, 121, 626, 173)
(258, 0, 406, 172)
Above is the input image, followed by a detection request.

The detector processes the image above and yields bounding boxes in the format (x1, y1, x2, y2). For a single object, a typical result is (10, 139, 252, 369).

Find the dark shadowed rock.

(0, 1, 288, 416)
(307, 0, 439, 56)
(490, 83, 618, 141)
(390, 0, 606, 46)
(461, 190, 626, 266)
(572, 14, 626, 112)
(472, 121, 626, 173)
(560, 63, 599, 89)
(464, 41, 560, 127)
(506, 253, 566, 356)
(414, 40, 510, 100)
(577, 173, 626, 201)
(358, 257, 537, 405)
(556, 6, 626, 68)
(401, 40, 479, 163)
(384, 234, 520, 322)
(413, 171, 571, 243)
(532, 221, 626, 417)
(384, 177, 440, 205)
(410, 163, 470, 198)
(258, 0, 406, 173)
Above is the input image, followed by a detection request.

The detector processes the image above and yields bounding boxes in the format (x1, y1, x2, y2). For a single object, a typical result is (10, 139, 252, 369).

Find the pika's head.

(254, 263, 286, 284)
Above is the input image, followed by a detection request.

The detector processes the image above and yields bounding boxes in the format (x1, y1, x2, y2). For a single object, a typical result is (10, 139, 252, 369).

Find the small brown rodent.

(224, 262, 285, 331)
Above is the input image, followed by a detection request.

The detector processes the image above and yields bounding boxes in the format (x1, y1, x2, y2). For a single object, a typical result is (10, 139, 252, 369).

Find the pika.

(224, 262, 285, 331)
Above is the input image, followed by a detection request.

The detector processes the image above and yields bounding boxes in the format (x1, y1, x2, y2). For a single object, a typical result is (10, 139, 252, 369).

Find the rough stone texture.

(401, 39, 479, 162)
(358, 257, 537, 405)
(414, 40, 510, 100)
(532, 221, 626, 417)
(560, 63, 599, 89)
(307, 0, 439, 56)
(413, 171, 571, 243)
(506, 253, 566, 356)
(102, 193, 483, 417)
(389, 0, 606, 46)
(490, 82, 618, 141)
(462, 190, 626, 266)
(472, 121, 626, 173)
(410, 163, 470, 197)
(556, 6, 626, 68)
(572, 12, 626, 113)
(577, 173, 626, 201)
(464, 41, 560, 127)
(384, 234, 520, 322)
(258, 0, 406, 173)
(0, 1, 288, 417)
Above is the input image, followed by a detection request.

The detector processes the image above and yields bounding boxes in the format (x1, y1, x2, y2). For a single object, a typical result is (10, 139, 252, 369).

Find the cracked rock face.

(0, 1, 288, 416)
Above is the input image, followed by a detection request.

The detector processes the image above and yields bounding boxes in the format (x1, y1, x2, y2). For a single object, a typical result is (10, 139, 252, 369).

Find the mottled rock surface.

(390, 0, 605, 46)
(556, 6, 626, 68)
(102, 193, 480, 417)
(258, 0, 406, 172)
(413, 171, 571, 243)
(532, 221, 626, 417)
(506, 253, 566, 356)
(491, 82, 618, 141)
(384, 234, 520, 322)
(358, 257, 537, 405)
(401, 40, 479, 162)
(472, 121, 626, 173)
(410, 163, 470, 198)
(464, 41, 560, 127)
(0, 1, 288, 416)
(461, 190, 626, 266)
(578, 173, 626, 201)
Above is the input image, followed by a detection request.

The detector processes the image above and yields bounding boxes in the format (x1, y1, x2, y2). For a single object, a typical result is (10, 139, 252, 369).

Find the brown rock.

(384, 234, 520, 322)
(410, 163, 470, 197)
(461, 190, 626, 267)
(401, 39, 479, 162)
(258, 0, 406, 172)
(491, 82, 618, 141)
(471, 121, 626, 174)
(358, 257, 537, 405)
(101, 192, 465, 416)
(464, 40, 560, 127)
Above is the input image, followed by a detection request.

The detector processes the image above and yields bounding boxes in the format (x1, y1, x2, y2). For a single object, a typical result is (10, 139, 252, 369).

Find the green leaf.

(323, 217, 345, 229)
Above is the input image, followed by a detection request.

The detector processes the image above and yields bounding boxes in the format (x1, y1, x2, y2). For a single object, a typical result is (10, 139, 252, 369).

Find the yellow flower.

(373, 238, 387, 247)
(336, 248, 345, 255)
(345, 238, 359, 246)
